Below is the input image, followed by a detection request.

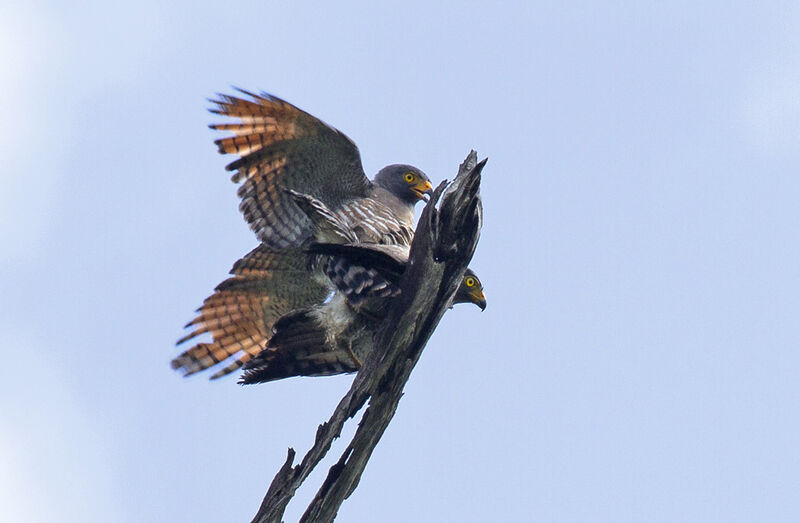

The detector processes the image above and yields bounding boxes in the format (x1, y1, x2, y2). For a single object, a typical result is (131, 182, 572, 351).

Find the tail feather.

(269, 310, 329, 353)
(239, 308, 359, 384)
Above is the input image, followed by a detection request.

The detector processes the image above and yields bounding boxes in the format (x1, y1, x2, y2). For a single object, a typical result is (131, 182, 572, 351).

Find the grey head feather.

(373, 164, 432, 205)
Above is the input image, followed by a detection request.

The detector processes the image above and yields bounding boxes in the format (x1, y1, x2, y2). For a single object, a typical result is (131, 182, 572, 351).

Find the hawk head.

(453, 269, 486, 311)
(374, 164, 433, 204)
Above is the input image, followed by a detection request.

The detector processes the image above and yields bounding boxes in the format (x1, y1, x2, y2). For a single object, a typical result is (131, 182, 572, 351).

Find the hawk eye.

(404, 172, 415, 183)
(465, 277, 475, 287)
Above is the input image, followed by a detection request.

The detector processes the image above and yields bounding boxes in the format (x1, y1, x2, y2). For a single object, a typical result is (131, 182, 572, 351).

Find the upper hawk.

(209, 89, 433, 248)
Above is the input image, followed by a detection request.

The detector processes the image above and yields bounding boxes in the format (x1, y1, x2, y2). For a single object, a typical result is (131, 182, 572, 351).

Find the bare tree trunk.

(251, 151, 485, 523)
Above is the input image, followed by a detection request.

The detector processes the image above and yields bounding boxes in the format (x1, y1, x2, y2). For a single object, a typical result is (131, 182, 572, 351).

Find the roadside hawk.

(209, 89, 434, 248)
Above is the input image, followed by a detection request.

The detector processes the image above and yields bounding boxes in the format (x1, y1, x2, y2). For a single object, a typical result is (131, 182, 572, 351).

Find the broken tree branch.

(251, 150, 485, 523)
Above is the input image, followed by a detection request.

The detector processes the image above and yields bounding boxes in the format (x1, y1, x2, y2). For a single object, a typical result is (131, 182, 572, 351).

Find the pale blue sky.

(2, 2, 799, 522)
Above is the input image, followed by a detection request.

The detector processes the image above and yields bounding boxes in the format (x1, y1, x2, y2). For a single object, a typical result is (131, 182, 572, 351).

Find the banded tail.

(239, 306, 361, 385)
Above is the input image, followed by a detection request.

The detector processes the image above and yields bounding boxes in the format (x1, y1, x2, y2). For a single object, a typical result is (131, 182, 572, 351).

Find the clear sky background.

(2, 2, 799, 522)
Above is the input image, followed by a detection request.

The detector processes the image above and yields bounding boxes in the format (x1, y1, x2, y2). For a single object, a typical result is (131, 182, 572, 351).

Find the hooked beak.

(472, 289, 487, 311)
(412, 180, 433, 201)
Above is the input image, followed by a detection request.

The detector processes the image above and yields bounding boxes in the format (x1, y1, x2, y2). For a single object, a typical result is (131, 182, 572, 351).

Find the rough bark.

(251, 151, 485, 523)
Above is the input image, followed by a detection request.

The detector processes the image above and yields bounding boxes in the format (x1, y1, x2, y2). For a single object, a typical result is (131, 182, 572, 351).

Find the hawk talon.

(345, 343, 363, 369)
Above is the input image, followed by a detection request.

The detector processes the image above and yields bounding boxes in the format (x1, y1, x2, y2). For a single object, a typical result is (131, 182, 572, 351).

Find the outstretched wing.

(173, 245, 329, 379)
(210, 89, 372, 247)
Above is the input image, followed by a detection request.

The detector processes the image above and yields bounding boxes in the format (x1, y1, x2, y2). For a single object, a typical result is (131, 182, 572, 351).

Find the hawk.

(239, 243, 486, 385)
(209, 89, 434, 248)
(174, 90, 436, 379)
